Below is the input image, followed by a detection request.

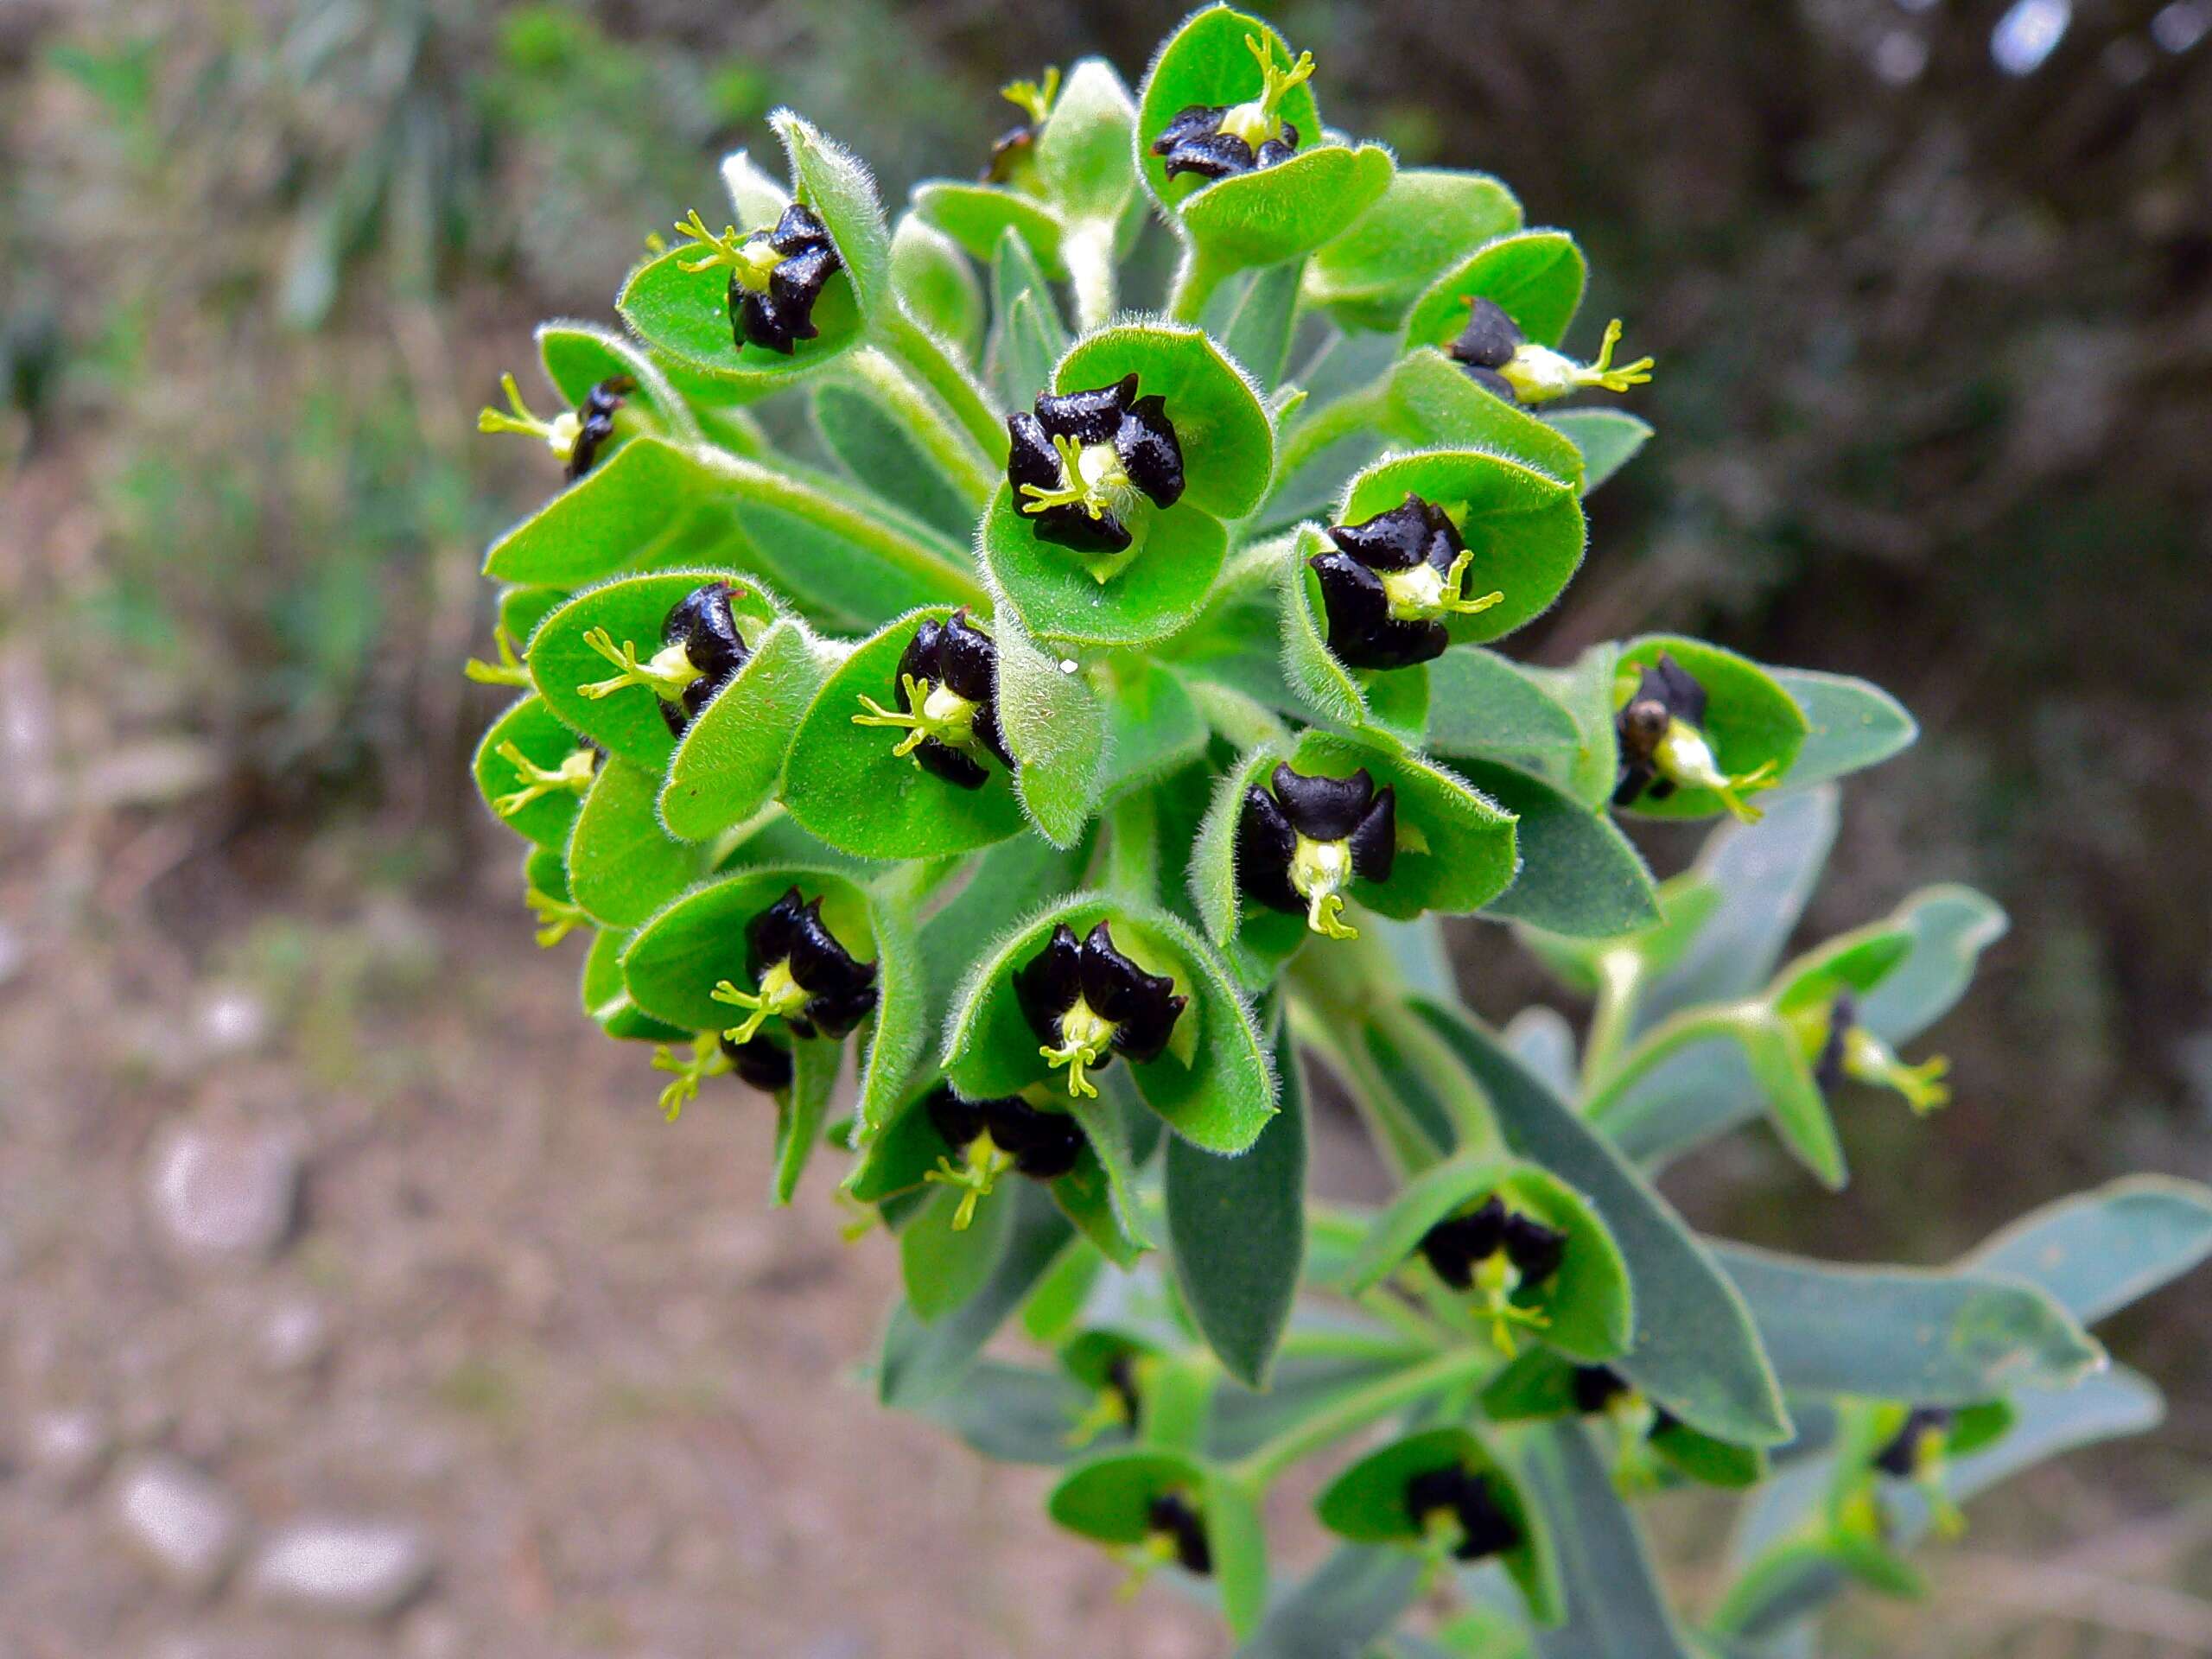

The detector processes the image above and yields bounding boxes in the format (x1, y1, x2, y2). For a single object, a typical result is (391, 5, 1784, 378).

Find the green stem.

(1580, 948, 1643, 1092)
(1231, 1345, 1492, 1488)
(1368, 995, 1507, 1164)
(1274, 385, 1389, 481)
(1582, 1001, 1764, 1127)
(879, 311, 1008, 464)
(1165, 237, 1235, 326)
(1062, 219, 1119, 334)
(1277, 1323, 1440, 1363)
(694, 448, 988, 610)
(842, 346, 998, 507)
(1103, 789, 1160, 905)
(1140, 1354, 1217, 1455)
(1287, 999, 1440, 1181)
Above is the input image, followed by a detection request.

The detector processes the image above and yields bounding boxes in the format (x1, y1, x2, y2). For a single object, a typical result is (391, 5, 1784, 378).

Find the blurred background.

(3, 0, 2209, 1653)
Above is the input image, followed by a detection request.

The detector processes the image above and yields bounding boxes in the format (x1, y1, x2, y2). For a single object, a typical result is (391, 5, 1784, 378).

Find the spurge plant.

(468, 11, 2212, 1651)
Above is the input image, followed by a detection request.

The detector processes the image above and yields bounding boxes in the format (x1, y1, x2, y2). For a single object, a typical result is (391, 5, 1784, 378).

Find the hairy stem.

(878, 311, 1008, 464)
(842, 346, 999, 506)
(1062, 219, 1119, 333)
(1231, 1346, 1493, 1488)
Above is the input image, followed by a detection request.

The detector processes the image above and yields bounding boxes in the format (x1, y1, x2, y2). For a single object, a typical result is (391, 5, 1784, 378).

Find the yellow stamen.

(851, 674, 981, 762)
(1217, 34, 1315, 150)
(576, 627, 702, 702)
(1289, 835, 1359, 940)
(1377, 550, 1503, 624)
(1844, 1028, 1952, 1115)
(464, 626, 531, 688)
(1652, 721, 1779, 823)
(492, 741, 595, 817)
(523, 887, 589, 949)
(671, 208, 785, 292)
(711, 959, 809, 1046)
(924, 1130, 1015, 1231)
(1500, 319, 1656, 404)
(476, 372, 583, 462)
(1471, 1249, 1551, 1357)
(1040, 998, 1116, 1099)
(1001, 66, 1061, 127)
(651, 1032, 732, 1120)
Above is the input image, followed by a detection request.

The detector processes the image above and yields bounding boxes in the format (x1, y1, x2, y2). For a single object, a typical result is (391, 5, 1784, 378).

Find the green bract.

(463, 18, 2203, 1654)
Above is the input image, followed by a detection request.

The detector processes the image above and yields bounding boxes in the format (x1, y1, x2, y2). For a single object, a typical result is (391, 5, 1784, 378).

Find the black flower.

(1403, 1466, 1521, 1563)
(1146, 1492, 1212, 1576)
(1311, 493, 1503, 671)
(721, 1033, 794, 1094)
(1446, 296, 1654, 404)
(567, 376, 633, 479)
(1612, 652, 1779, 823)
(1150, 103, 1298, 181)
(1873, 1406, 1953, 1480)
(575, 580, 753, 737)
(672, 203, 844, 357)
(1016, 921, 1186, 1099)
(1805, 988, 1952, 1115)
(1147, 34, 1313, 185)
(1007, 374, 1185, 555)
(710, 887, 879, 1045)
(1418, 1195, 1567, 1353)
(926, 1086, 1086, 1180)
(983, 69, 1058, 185)
(849, 609, 1014, 789)
(1236, 763, 1395, 939)
(476, 372, 634, 479)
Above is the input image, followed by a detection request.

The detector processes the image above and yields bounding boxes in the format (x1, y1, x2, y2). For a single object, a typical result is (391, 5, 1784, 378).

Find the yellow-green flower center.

(1040, 996, 1116, 1099)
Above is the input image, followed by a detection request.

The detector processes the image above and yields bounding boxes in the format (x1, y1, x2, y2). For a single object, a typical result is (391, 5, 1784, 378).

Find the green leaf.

(659, 620, 837, 841)
(856, 883, 928, 1137)
(536, 321, 703, 448)
(878, 1182, 1073, 1407)
(1166, 1013, 1309, 1386)
(1405, 230, 1587, 356)
(620, 865, 874, 1033)
(1728, 1007, 1847, 1188)
(1033, 57, 1141, 226)
(1187, 742, 1301, 974)
(901, 1181, 1017, 1321)
(1425, 647, 1585, 761)
(1853, 884, 2008, 1046)
(1049, 1446, 1210, 1542)
(1711, 1240, 2102, 1402)
(473, 694, 593, 851)
(719, 146, 791, 229)
(1180, 144, 1397, 276)
(1208, 261, 1305, 391)
(1768, 667, 1917, 791)
(1340, 449, 1587, 646)
(1135, 6, 1324, 213)
(906, 1358, 1103, 1465)
(812, 377, 977, 542)
(582, 927, 688, 1045)
(1059, 321, 1274, 520)
(1963, 1175, 2212, 1327)
(1611, 636, 1811, 821)
(1306, 169, 1524, 333)
(1058, 1081, 1154, 1265)
(1638, 786, 1838, 1028)
(772, 1035, 841, 1204)
(942, 893, 1278, 1154)
(982, 484, 1230, 649)
(482, 435, 717, 586)
(1207, 1470, 1273, 1639)
(1315, 1427, 1558, 1625)
(916, 179, 1067, 274)
(1408, 1000, 1790, 1446)
(780, 607, 1028, 860)
(889, 212, 985, 360)
(916, 830, 1096, 1037)
(995, 615, 1109, 846)
(988, 227, 1071, 409)
(1293, 731, 1520, 921)
(618, 243, 864, 391)
(1103, 659, 1209, 801)
(1384, 349, 1584, 488)
(499, 585, 569, 646)
(1278, 526, 1432, 750)
(528, 569, 779, 769)
(1338, 1154, 1631, 1363)
(1544, 409, 1652, 496)
(1520, 1423, 1701, 1659)
(566, 757, 702, 929)
(1513, 643, 1622, 808)
(1454, 759, 1659, 938)
(1230, 1547, 1424, 1659)
(772, 108, 891, 316)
